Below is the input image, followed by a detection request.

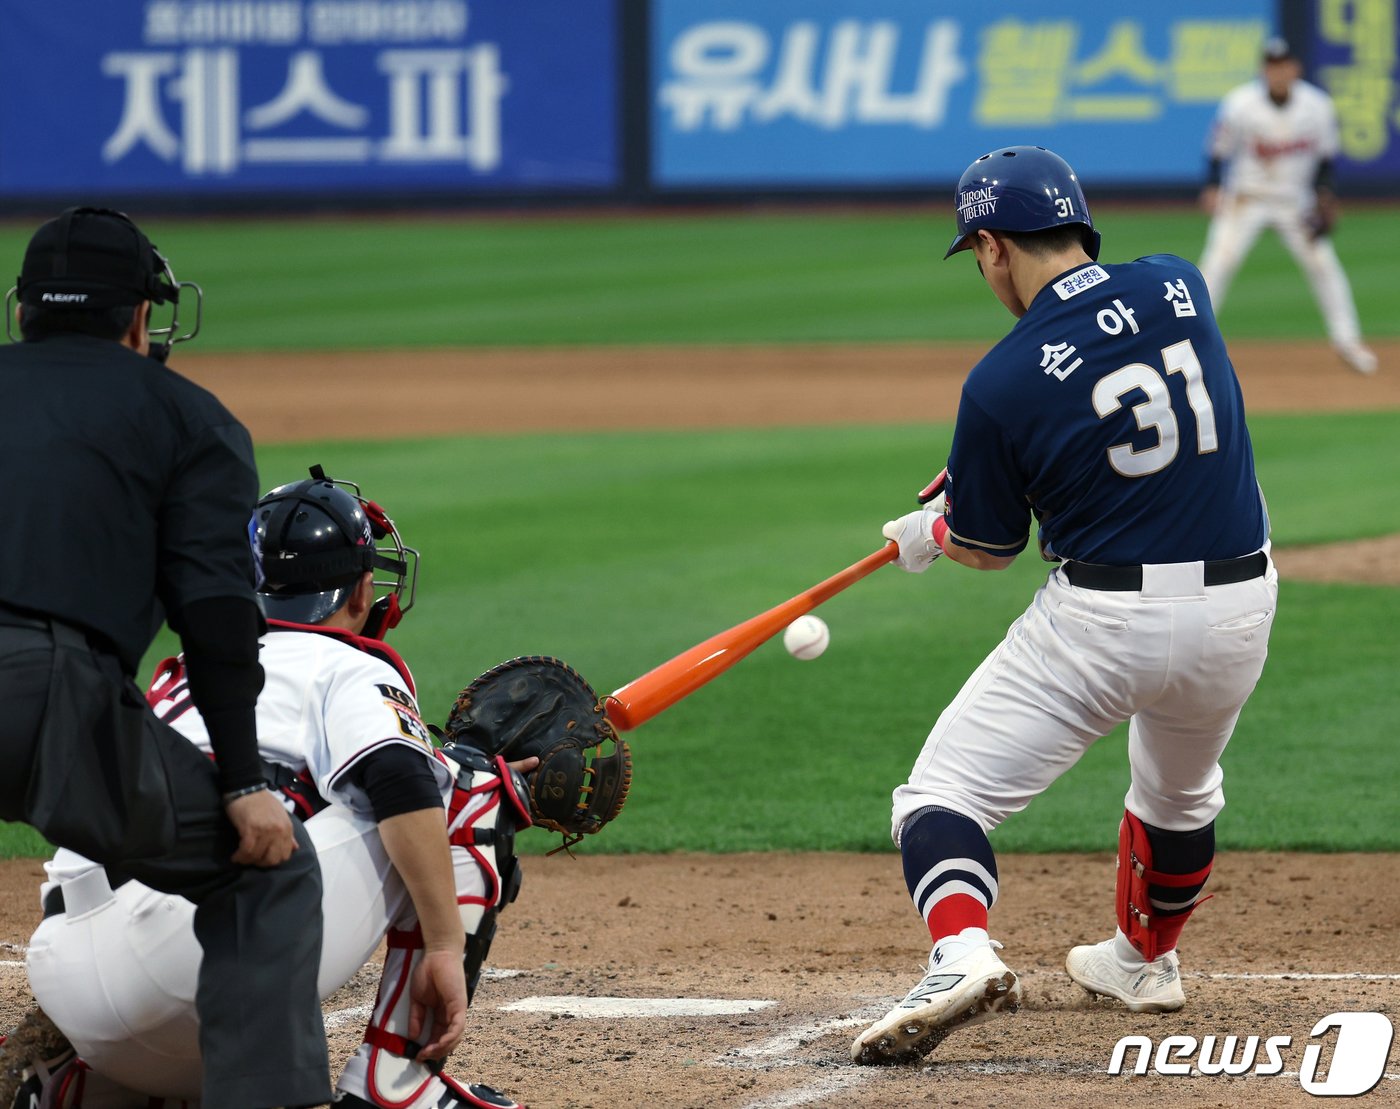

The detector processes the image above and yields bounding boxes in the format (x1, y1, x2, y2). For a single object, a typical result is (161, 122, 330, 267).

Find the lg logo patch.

(1109, 1012, 1394, 1096)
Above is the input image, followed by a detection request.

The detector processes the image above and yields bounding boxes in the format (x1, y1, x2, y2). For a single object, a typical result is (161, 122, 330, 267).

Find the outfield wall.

(0, 0, 1395, 211)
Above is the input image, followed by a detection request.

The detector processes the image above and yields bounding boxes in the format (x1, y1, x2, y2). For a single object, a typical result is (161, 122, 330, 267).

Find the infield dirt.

(2, 340, 1396, 1107)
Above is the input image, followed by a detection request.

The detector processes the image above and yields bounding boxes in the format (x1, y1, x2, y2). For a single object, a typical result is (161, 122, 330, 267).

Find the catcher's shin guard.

(338, 752, 530, 1108)
(1117, 811, 1214, 961)
(445, 749, 529, 1004)
(0, 1007, 75, 1109)
(334, 1079, 521, 1109)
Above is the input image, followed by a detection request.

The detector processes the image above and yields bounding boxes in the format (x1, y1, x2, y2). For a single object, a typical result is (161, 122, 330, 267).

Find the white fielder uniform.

(25, 627, 516, 1106)
(1198, 78, 1369, 358)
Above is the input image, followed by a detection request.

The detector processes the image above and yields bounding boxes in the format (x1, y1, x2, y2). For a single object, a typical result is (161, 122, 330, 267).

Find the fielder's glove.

(444, 656, 632, 849)
(882, 494, 948, 573)
(1305, 188, 1338, 241)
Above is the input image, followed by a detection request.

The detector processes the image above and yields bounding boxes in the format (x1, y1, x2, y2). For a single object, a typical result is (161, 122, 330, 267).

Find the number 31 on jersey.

(1093, 340, 1219, 478)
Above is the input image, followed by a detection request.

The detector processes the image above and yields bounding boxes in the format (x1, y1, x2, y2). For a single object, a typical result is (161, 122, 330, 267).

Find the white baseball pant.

(892, 554, 1277, 843)
(26, 802, 489, 1103)
(1199, 193, 1363, 348)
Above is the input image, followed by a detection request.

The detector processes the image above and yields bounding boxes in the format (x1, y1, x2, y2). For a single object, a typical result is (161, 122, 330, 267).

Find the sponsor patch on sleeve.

(378, 684, 430, 746)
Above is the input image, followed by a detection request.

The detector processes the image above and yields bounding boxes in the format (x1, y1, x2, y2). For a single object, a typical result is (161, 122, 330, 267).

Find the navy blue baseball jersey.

(945, 255, 1267, 565)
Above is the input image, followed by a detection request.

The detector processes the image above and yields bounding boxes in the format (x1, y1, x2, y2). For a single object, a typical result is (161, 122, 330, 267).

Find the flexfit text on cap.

(17, 207, 173, 310)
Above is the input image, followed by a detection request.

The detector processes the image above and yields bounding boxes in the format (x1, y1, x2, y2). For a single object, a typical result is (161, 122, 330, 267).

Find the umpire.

(0, 209, 331, 1108)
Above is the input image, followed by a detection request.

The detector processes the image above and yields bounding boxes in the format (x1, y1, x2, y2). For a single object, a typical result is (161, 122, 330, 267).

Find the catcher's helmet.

(944, 146, 1100, 261)
(5, 206, 203, 361)
(250, 464, 418, 638)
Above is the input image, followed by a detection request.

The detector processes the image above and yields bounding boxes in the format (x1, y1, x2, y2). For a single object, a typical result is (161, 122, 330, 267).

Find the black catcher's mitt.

(444, 656, 631, 848)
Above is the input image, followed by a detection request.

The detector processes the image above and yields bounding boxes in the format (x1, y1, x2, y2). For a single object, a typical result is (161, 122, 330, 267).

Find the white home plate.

(502, 996, 775, 1018)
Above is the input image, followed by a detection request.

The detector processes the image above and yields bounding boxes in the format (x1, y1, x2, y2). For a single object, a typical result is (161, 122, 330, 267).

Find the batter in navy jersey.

(853, 146, 1278, 1066)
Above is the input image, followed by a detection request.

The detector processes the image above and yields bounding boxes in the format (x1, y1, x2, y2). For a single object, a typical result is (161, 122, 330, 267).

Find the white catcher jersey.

(29, 623, 512, 1101)
(149, 624, 453, 814)
(39, 624, 453, 899)
(1209, 79, 1339, 203)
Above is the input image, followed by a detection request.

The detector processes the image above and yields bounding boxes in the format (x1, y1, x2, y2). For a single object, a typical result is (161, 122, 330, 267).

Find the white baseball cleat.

(1066, 937, 1186, 1012)
(851, 942, 1021, 1065)
(1335, 342, 1378, 375)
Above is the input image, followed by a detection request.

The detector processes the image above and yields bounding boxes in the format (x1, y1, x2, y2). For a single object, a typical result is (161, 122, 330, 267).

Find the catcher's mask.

(5, 206, 202, 363)
(250, 464, 419, 639)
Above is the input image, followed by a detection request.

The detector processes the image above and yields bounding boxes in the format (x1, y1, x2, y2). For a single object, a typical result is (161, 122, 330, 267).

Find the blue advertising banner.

(652, 0, 1273, 188)
(1309, 0, 1400, 182)
(0, 0, 618, 197)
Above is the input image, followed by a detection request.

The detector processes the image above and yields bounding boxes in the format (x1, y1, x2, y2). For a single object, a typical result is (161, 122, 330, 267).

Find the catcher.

(8, 467, 629, 1108)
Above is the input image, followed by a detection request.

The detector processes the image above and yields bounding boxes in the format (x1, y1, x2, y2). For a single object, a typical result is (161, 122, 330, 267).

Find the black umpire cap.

(17, 207, 174, 310)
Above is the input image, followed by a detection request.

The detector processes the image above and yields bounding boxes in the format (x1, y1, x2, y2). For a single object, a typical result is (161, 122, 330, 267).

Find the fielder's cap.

(17, 206, 173, 310)
(1263, 37, 1296, 63)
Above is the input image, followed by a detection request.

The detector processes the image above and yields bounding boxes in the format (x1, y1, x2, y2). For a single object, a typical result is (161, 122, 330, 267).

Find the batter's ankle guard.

(1117, 810, 1214, 961)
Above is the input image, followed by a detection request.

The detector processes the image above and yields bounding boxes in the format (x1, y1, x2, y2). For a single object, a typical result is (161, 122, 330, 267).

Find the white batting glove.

(882, 496, 947, 573)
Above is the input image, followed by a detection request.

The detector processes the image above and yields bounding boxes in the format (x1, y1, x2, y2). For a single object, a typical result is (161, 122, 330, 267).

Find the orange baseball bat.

(602, 542, 898, 732)
(603, 469, 946, 733)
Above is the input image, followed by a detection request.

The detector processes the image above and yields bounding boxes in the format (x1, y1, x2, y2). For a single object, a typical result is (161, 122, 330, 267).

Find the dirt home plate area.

(3, 341, 1398, 1107)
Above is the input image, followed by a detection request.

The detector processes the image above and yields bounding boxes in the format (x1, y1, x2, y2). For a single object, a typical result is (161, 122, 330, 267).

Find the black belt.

(0, 603, 50, 631)
(0, 603, 123, 663)
(1062, 551, 1267, 591)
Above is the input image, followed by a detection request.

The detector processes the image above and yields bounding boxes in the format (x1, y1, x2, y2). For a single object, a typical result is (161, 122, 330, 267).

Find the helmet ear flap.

(363, 594, 403, 640)
(362, 499, 393, 540)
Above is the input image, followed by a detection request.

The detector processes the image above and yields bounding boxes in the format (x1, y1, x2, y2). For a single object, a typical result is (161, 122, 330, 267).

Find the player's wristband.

(220, 781, 270, 803)
(932, 515, 950, 552)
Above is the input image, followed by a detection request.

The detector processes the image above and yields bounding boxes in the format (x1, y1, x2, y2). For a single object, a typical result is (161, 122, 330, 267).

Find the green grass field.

(1, 206, 1396, 859)
(0, 205, 1395, 349)
(4, 412, 1397, 859)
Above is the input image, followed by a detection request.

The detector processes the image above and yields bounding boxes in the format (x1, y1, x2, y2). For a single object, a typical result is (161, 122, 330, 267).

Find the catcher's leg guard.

(0, 1007, 74, 1109)
(447, 752, 529, 1006)
(1, 1009, 195, 1109)
(337, 753, 530, 1109)
(1117, 811, 1214, 961)
(334, 1079, 520, 1109)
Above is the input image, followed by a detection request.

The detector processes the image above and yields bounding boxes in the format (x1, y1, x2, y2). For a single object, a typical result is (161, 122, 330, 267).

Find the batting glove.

(882, 497, 948, 573)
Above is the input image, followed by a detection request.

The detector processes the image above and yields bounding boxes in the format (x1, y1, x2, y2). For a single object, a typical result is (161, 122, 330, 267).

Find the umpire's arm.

(158, 417, 294, 863)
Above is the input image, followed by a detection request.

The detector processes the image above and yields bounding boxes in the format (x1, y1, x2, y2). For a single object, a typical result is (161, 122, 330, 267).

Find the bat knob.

(916, 468, 948, 505)
(603, 695, 636, 733)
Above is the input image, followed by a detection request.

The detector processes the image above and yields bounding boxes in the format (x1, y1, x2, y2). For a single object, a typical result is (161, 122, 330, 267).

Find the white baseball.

(783, 615, 829, 660)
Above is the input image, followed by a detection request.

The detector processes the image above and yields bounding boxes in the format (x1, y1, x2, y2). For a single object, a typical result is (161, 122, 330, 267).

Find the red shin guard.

(1117, 810, 1213, 961)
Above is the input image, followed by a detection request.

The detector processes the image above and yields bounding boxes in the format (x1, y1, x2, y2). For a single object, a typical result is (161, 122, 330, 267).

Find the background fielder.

(1199, 37, 1376, 375)
(853, 146, 1277, 1065)
(23, 469, 532, 1109)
